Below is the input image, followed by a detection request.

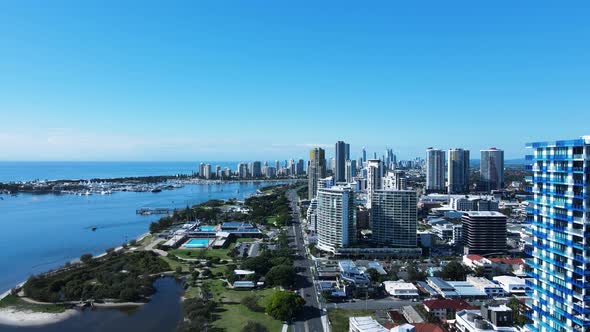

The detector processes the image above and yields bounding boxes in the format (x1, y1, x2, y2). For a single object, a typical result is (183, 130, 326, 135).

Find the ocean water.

(0, 161, 241, 182)
(0, 180, 282, 293)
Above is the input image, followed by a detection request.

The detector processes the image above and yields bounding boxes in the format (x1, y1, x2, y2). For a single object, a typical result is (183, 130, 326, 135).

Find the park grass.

(159, 256, 189, 272)
(203, 279, 283, 332)
(0, 295, 67, 313)
(328, 309, 374, 332)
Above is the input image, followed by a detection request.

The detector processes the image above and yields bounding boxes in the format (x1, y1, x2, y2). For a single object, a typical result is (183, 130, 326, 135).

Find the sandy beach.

(0, 307, 78, 327)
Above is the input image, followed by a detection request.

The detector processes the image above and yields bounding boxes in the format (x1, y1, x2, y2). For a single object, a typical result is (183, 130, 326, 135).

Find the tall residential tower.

(426, 148, 445, 193)
(308, 148, 326, 199)
(525, 136, 590, 332)
(480, 148, 504, 192)
(448, 148, 470, 194)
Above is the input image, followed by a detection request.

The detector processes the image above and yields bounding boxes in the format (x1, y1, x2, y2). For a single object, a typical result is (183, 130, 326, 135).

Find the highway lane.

(286, 189, 324, 332)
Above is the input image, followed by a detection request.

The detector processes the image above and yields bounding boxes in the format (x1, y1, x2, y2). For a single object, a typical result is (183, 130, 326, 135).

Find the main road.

(286, 189, 325, 332)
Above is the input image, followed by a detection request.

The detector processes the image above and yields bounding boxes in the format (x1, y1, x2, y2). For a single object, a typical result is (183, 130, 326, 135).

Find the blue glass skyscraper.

(525, 136, 590, 332)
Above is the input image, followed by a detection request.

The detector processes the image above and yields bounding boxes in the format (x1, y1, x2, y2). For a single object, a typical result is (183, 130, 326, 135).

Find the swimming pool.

(183, 238, 211, 248)
(199, 225, 216, 232)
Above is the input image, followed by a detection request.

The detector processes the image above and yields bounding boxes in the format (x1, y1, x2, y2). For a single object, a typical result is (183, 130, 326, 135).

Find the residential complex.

(426, 148, 445, 193)
(308, 147, 327, 199)
(480, 148, 504, 192)
(448, 148, 470, 194)
(370, 189, 417, 247)
(316, 186, 356, 253)
(525, 136, 590, 332)
(462, 211, 507, 255)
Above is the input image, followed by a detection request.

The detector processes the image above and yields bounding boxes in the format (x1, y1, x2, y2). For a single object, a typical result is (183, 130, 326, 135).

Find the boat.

(91, 227, 97, 231)
(151, 188, 162, 193)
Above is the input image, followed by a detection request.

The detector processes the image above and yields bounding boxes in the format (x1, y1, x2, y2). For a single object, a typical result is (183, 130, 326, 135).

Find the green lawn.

(203, 279, 283, 332)
(328, 309, 375, 332)
(159, 256, 189, 272)
(169, 247, 234, 261)
(0, 295, 67, 313)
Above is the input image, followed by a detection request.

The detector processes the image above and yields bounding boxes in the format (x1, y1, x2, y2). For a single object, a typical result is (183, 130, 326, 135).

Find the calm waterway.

(0, 277, 183, 332)
(0, 180, 282, 293)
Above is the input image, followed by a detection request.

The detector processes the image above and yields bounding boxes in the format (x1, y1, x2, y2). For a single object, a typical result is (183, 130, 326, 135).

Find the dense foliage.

(245, 186, 291, 226)
(149, 204, 220, 233)
(438, 260, 472, 281)
(23, 251, 170, 303)
(265, 291, 305, 321)
(177, 297, 217, 332)
(265, 265, 296, 288)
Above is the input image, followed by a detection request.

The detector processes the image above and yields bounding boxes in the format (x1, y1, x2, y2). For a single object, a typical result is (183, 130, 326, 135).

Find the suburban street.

(286, 189, 325, 332)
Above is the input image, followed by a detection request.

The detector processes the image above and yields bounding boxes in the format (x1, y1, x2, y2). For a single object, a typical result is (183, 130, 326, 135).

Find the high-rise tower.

(308, 148, 326, 198)
(525, 136, 590, 332)
(448, 148, 470, 194)
(426, 148, 445, 193)
(480, 148, 504, 192)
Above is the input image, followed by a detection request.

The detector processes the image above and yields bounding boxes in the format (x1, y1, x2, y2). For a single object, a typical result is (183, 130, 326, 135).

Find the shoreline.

(0, 307, 78, 327)
(0, 177, 300, 196)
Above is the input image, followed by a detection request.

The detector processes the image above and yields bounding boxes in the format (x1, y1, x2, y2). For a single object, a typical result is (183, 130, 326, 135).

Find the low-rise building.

(383, 280, 419, 298)
(426, 277, 487, 299)
(339, 261, 370, 286)
(423, 299, 478, 320)
(349, 316, 389, 332)
(466, 276, 505, 297)
(455, 305, 518, 332)
(492, 276, 530, 294)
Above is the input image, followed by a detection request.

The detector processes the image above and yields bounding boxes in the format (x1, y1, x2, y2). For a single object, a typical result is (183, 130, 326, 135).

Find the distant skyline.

(1, 2, 589, 161)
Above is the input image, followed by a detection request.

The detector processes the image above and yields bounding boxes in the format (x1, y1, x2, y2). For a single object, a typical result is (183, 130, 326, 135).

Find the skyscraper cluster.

(309, 141, 418, 255)
(425, 147, 505, 194)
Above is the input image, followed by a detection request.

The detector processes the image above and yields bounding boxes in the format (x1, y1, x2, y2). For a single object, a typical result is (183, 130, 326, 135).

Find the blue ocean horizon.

(0, 161, 245, 182)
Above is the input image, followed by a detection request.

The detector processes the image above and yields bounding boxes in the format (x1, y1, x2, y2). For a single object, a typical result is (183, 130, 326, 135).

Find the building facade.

(316, 186, 356, 253)
(366, 159, 383, 207)
(345, 159, 357, 183)
(426, 148, 446, 193)
(525, 136, 590, 332)
(308, 148, 326, 199)
(462, 211, 507, 255)
(480, 148, 504, 192)
(371, 189, 417, 247)
(448, 148, 470, 194)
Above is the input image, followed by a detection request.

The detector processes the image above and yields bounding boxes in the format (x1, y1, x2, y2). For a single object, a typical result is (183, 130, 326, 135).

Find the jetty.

(136, 208, 179, 215)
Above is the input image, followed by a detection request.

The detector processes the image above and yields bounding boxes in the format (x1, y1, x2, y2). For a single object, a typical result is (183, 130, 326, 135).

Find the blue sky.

(1, 1, 589, 161)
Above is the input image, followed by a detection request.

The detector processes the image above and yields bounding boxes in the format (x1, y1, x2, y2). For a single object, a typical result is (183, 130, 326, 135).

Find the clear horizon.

(1, 2, 589, 161)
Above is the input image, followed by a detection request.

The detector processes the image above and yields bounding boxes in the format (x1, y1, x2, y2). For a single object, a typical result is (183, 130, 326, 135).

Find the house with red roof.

(423, 298, 478, 320)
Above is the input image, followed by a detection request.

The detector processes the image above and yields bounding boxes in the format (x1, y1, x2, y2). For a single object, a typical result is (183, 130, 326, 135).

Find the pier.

(136, 208, 179, 215)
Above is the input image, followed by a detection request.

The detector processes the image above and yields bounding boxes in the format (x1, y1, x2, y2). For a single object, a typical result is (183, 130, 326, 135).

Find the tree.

(265, 291, 305, 321)
(365, 268, 381, 283)
(241, 321, 269, 332)
(241, 295, 263, 312)
(80, 253, 93, 264)
(406, 265, 427, 282)
(507, 297, 529, 327)
(439, 261, 471, 280)
(265, 265, 296, 288)
(242, 256, 272, 275)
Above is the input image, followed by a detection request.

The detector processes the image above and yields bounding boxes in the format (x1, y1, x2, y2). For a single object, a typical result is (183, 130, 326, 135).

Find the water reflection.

(0, 277, 183, 332)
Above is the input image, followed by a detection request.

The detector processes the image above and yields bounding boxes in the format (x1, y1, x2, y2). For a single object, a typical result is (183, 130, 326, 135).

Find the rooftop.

(423, 299, 477, 311)
(349, 316, 389, 332)
(463, 211, 506, 217)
